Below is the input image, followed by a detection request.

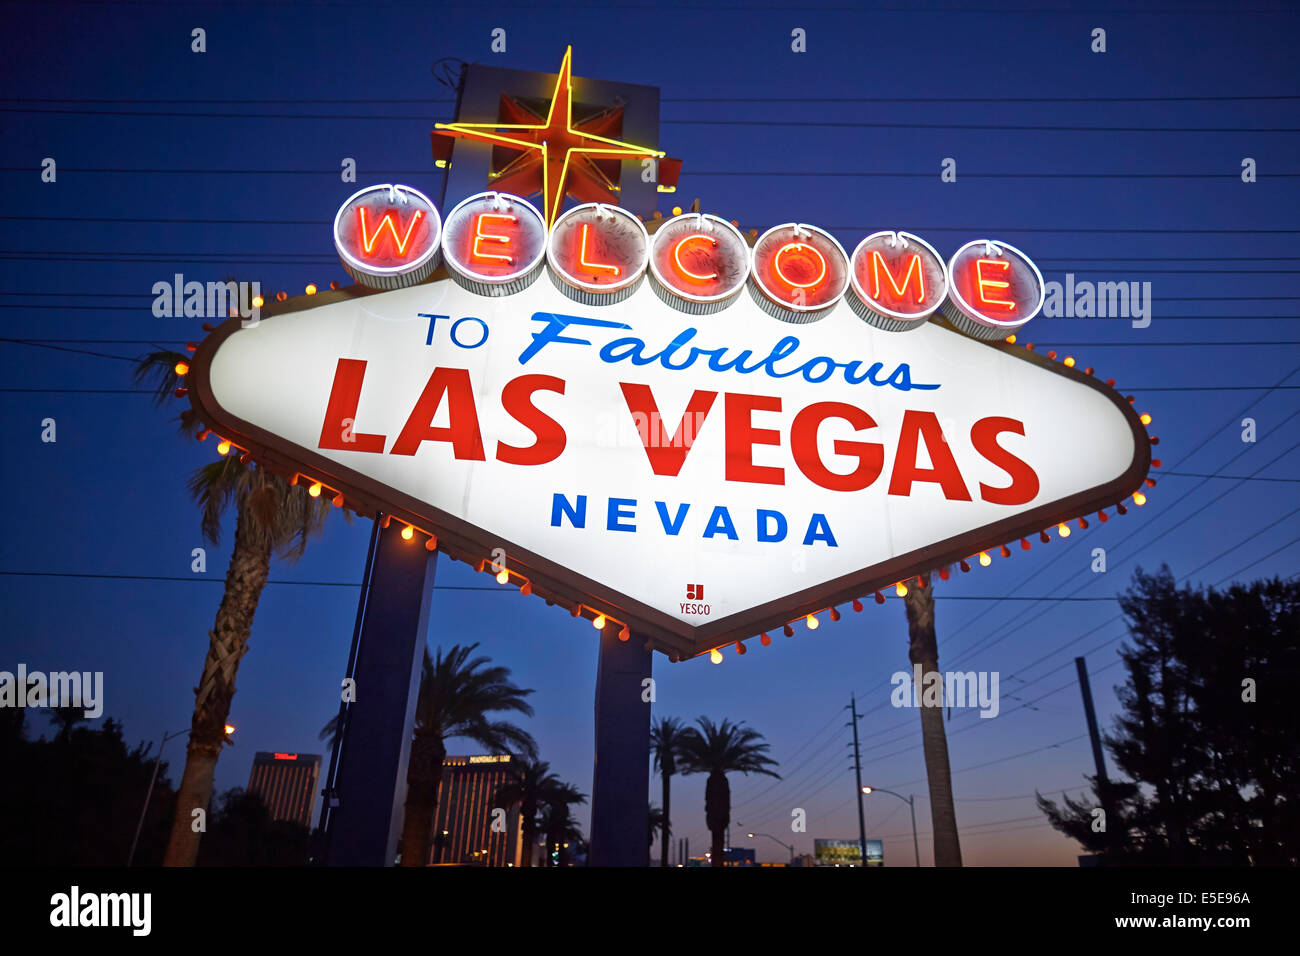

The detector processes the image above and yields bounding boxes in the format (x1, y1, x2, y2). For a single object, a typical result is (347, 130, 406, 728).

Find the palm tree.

(396, 643, 538, 867)
(902, 572, 962, 866)
(648, 803, 667, 853)
(679, 717, 780, 867)
(537, 781, 586, 867)
(136, 349, 336, 867)
(493, 759, 561, 868)
(650, 715, 690, 868)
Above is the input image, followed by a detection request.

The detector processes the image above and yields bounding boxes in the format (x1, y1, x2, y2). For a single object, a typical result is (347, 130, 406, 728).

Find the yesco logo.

(49, 886, 151, 936)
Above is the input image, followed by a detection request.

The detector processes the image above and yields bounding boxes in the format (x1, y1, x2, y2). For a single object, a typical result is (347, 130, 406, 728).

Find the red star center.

(433, 47, 665, 225)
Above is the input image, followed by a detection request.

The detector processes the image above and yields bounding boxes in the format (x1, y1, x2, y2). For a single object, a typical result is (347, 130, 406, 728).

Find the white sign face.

(195, 273, 1147, 656)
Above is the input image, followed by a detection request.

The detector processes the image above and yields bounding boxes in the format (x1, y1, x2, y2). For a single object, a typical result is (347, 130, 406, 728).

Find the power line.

(0, 570, 504, 591)
(2, 210, 1297, 236)
(668, 119, 1300, 133)
(943, 431, 1300, 671)
(8, 94, 1298, 105)
(1162, 472, 1300, 482)
(5, 106, 1297, 133)
(10, 336, 1300, 350)
(825, 375, 1300, 754)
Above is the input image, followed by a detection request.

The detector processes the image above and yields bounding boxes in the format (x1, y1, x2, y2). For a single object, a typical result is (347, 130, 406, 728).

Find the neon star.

(433, 47, 667, 225)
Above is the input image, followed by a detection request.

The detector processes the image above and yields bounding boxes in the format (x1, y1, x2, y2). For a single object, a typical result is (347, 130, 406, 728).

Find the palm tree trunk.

(398, 733, 445, 866)
(163, 505, 271, 866)
(660, 769, 671, 868)
(521, 790, 537, 867)
(521, 821, 535, 868)
(904, 576, 963, 867)
(705, 770, 728, 867)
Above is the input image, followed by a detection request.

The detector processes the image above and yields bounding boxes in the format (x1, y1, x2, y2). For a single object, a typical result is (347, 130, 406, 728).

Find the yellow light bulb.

(1064, 356, 1075, 368)
(496, 569, 509, 584)
(308, 482, 322, 498)
(672, 206, 682, 216)
(979, 551, 991, 567)
(401, 525, 414, 541)
(174, 361, 190, 376)
(217, 440, 231, 456)
(1140, 413, 1152, 425)
(252, 295, 264, 308)
(1134, 492, 1147, 506)
(1005, 334, 1016, 344)
(305, 283, 317, 295)
(592, 614, 606, 629)
(1058, 522, 1071, 538)
(806, 613, 819, 630)
(710, 648, 723, 664)
(895, 582, 908, 597)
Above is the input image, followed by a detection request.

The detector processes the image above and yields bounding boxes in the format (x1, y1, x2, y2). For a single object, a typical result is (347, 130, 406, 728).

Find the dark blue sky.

(2, 0, 1297, 865)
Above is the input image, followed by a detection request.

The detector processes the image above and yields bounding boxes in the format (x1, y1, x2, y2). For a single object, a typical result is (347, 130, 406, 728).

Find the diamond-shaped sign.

(188, 262, 1150, 660)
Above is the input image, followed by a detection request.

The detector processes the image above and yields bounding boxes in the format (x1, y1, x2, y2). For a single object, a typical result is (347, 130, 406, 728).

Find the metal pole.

(1075, 657, 1110, 787)
(327, 521, 439, 866)
(1075, 655, 1115, 858)
(848, 694, 868, 867)
(909, 795, 920, 868)
(316, 518, 379, 864)
(127, 729, 182, 866)
(749, 831, 795, 863)
(588, 622, 652, 866)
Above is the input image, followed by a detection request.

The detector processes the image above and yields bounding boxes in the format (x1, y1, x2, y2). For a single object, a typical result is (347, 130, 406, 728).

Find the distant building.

(814, 838, 884, 866)
(686, 847, 756, 867)
(791, 853, 817, 867)
(247, 752, 321, 828)
(428, 754, 523, 866)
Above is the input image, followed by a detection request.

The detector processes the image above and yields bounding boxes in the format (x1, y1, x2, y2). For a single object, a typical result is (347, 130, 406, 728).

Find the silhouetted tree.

(1039, 567, 1300, 864)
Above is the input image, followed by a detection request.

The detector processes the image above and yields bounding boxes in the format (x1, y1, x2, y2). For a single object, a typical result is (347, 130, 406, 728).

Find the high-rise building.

(247, 752, 321, 829)
(428, 754, 523, 866)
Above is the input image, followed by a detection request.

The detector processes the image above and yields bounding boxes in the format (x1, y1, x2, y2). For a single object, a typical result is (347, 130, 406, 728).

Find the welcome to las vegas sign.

(183, 174, 1153, 664)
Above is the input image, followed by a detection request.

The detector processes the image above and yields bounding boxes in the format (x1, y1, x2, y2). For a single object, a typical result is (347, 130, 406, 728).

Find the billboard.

(183, 49, 1152, 663)
(815, 838, 884, 867)
(187, 215, 1150, 661)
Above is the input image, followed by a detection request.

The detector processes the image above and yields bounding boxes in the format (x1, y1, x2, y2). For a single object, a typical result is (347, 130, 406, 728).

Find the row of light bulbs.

(176, 331, 1154, 666)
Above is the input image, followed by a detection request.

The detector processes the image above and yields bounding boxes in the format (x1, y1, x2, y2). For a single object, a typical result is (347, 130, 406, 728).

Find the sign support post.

(326, 520, 437, 866)
(588, 622, 652, 866)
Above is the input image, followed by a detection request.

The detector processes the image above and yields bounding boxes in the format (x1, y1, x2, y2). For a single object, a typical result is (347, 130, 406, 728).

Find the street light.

(745, 831, 795, 864)
(127, 722, 236, 866)
(127, 726, 189, 866)
(862, 786, 920, 868)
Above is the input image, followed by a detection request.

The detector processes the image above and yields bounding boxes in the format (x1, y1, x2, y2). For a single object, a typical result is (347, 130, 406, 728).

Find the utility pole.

(847, 694, 868, 867)
(1075, 656, 1115, 860)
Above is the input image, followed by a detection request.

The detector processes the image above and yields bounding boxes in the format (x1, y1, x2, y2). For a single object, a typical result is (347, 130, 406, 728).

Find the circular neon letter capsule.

(648, 212, 749, 314)
(546, 203, 649, 306)
(940, 239, 1045, 340)
(441, 191, 547, 296)
(333, 183, 442, 290)
(748, 223, 850, 323)
(847, 231, 949, 332)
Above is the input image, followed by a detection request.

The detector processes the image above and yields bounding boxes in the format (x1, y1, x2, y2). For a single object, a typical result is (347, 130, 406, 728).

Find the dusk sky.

(3, 0, 1297, 866)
